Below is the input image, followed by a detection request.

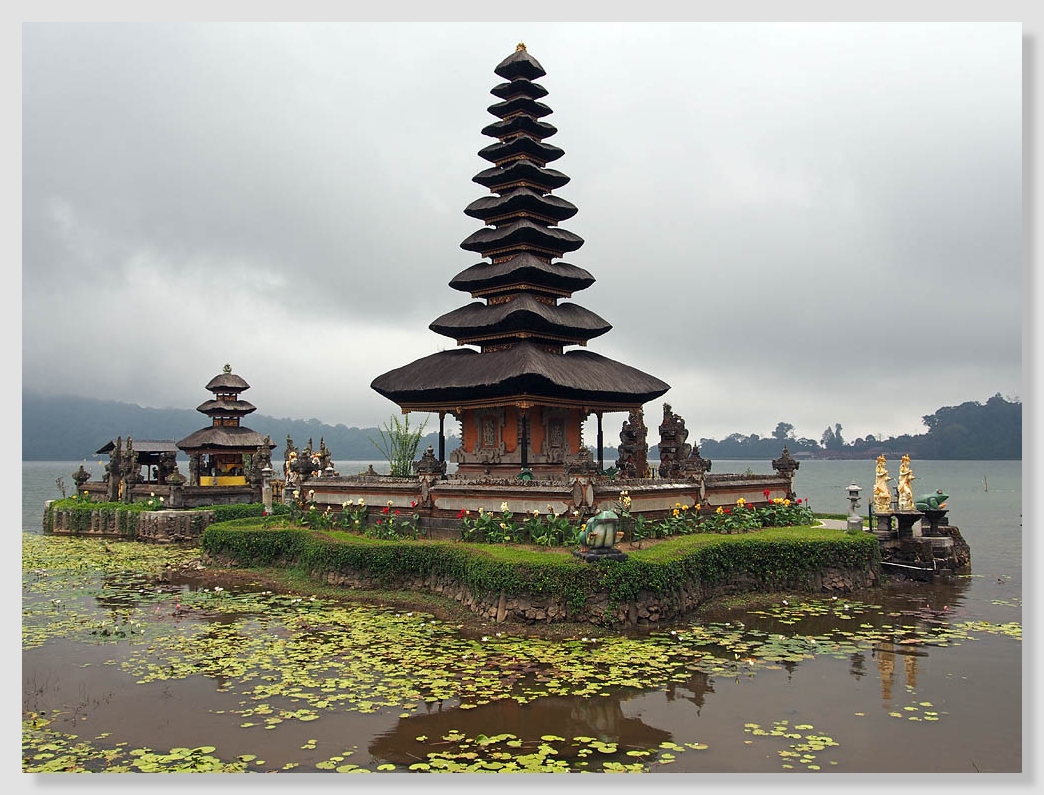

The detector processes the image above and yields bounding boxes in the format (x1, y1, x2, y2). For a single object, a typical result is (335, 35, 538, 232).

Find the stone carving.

(413, 445, 447, 476)
(564, 445, 599, 476)
(249, 436, 273, 485)
(157, 451, 178, 485)
(873, 455, 893, 514)
(772, 446, 799, 499)
(616, 408, 649, 479)
(318, 437, 332, 473)
(897, 454, 916, 512)
(72, 464, 91, 491)
(681, 444, 712, 481)
(657, 403, 691, 479)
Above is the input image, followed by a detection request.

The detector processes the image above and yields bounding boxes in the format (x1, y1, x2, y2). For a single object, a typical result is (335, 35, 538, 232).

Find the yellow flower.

(736, 497, 746, 506)
(716, 506, 724, 515)
(675, 502, 682, 508)
(672, 508, 680, 517)
(501, 502, 510, 512)
(682, 504, 689, 511)
(784, 499, 791, 507)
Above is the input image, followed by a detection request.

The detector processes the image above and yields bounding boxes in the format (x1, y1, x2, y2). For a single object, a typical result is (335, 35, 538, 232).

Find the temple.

(177, 364, 276, 486)
(371, 44, 670, 479)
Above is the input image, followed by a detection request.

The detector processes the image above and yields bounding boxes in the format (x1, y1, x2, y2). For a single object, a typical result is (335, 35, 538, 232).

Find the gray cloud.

(22, 22, 1023, 444)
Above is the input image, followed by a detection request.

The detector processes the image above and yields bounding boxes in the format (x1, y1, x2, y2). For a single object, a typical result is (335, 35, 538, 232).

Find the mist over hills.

(22, 391, 1021, 462)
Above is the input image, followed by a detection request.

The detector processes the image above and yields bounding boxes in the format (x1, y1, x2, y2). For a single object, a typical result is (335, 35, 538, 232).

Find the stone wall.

(304, 559, 878, 629)
(45, 505, 213, 543)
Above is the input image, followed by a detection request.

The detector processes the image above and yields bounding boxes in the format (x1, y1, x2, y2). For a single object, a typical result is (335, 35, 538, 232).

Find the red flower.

(382, 506, 390, 514)
(796, 498, 803, 504)
(411, 501, 417, 508)
(376, 519, 383, 525)
(763, 488, 771, 498)
(456, 509, 465, 519)
(395, 510, 400, 515)
(724, 507, 731, 514)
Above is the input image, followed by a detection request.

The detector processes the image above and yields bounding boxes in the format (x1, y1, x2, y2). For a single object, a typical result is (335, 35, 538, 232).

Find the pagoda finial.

(516, 42, 526, 52)
(223, 363, 232, 374)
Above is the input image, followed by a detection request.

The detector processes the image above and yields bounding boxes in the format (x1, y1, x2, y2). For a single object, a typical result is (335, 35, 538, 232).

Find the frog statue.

(914, 490, 949, 511)
(578, 510, 620, 550)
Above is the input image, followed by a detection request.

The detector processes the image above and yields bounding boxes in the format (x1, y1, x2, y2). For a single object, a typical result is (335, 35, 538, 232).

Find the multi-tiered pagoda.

(177, 364, 275, 486)
(371, 44, 669, 478)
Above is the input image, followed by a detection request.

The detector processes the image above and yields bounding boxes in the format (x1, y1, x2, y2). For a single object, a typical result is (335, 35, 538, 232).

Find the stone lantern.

(846, 482, 863, 533)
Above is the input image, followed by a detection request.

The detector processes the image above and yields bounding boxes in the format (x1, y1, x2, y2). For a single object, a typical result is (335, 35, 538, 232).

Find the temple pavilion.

(371, 44, 669, 478)
(177, 364, 275, 486)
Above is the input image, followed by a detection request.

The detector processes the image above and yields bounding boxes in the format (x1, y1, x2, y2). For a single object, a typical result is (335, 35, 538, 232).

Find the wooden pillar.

(597, 412, 604, 471)
(520, 409, 529, 468)
(438, 412, 446, 462)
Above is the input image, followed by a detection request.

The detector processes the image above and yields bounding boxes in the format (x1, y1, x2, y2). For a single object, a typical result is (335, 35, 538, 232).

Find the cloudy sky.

(21, 21, 1023, 446)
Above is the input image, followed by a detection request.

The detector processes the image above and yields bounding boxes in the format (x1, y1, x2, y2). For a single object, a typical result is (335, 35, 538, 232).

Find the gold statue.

(897, 454, 916, 512)
(873, 455, 892, 513)
(516, 42, 526, 51)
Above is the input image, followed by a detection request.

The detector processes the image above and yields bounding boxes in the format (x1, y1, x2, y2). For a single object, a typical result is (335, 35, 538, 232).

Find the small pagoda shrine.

(177, 364, 275, 486)
(371, 44, 670, 478)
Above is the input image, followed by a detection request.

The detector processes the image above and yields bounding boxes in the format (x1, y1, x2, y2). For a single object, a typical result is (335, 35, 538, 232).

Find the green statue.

(914, 490, 949, 511)
(578, 510, 620, 549)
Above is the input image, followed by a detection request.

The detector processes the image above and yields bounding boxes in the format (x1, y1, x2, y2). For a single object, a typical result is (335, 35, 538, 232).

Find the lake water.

(20, 459, 1024, 774)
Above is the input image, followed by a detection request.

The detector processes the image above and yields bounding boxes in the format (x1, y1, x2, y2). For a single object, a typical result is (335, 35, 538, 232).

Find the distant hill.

(22, 391, 1021, 462)
(22, 391, 457, 462)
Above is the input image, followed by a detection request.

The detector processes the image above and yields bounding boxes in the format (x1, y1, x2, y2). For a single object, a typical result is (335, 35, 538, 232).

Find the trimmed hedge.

(201, 521, 881, 617)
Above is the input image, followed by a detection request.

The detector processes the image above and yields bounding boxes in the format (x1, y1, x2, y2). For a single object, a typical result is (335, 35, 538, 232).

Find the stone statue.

(318, 437, 332, 472)
(72, 463, 91, 491)
(658, 403, 692, 479)
(897, 454, 916, 512)
(915, 490, 949, 511)
(616, 408, 649, 479)
(873, 455, 893, 514)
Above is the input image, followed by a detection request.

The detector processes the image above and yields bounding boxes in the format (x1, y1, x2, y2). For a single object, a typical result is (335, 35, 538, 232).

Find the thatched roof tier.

(490, 78, 549, 101)
(472, 160, 569, 192)
(460, 219, 583, 256)
(371, 342, 669, 411)
(429, 296, 611, 343)
(482, 116, 557, 143)
(486, 96, 553, 121)
(95, 439, 179, 456)
(194, 399, 257, 416)
(494, 46, 547, 81)
(204, 371, 250, 392)
(464, 189, 577, 224)
(449, 253, 594, 296)
(481, 115, 557, 142)
(478, 136, 565, 166)
(177, 426, 273, 452)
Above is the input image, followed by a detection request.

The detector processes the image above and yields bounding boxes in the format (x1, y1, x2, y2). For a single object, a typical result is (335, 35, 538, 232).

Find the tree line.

(23, 391, 1020, 462)
(693, 394, 1021, 460)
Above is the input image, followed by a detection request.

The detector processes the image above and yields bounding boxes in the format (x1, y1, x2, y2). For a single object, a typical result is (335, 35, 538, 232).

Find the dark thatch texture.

(430, 296, 611, 342)
(490, 78, 549, 100)
(494, 48, 546, 81)
(176, 426, 272, 452)
(464, 189, 577, 223)
(371, 341, 669, 407)
(449, 253, 594, 295)
(472, 161, 570, 191)
(460, 219, 583, 255)
(478, 136, 565, 165)
(95, 439, 179, 455)
(481, 115, 557, 140)
(194, 399, 257, 416)
(204, 372, 250, 392)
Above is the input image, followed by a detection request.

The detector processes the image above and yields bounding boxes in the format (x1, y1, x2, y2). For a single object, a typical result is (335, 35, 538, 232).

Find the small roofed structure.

(371, 44, 669, 478)
(95, 438, 180, 484)
(177, 364, 275, 486)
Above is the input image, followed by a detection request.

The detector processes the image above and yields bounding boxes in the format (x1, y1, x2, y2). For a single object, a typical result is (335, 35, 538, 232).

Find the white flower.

(501, 502, 509, 512)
